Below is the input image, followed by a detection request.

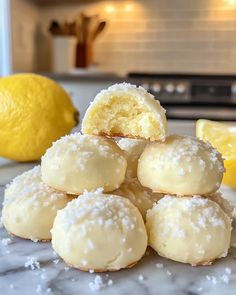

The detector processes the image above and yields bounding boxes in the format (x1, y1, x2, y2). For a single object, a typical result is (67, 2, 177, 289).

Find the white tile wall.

(11, 0, 236, 75)
(10, 0, 40, 72)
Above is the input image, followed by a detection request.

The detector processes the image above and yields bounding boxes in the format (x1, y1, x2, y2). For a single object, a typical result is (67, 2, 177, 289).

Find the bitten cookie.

(82, 83, 167, 141)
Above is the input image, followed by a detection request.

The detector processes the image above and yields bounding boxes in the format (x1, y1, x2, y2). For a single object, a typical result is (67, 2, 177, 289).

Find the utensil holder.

(75, 43, 93, 68)
(52, 36, 77, 73)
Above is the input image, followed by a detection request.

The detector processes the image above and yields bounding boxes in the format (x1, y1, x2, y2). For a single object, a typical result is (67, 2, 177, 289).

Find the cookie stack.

(2, 83, 233, 272)
(138, 135, 232, 266)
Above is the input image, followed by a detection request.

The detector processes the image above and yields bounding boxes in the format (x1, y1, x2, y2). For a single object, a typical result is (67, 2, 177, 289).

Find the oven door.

(164, 104, 236, 121)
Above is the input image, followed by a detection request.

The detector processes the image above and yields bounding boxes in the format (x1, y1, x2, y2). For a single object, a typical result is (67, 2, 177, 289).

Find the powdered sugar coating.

(2, 166, 72, 241)
(89, 275, 113, 291)
(113, 178, 163, 219)
(146, 195, 232, 265)
(4, 166, 66, 206)
(153, 195, 228, 231)
(91, 82, 163, 112)
(102, 82, 156, 100)
(1, 237, 12, 246)
(206, 191, 234, 219)
(51, 193, 147, 271)
(138, 135, 224, 195)
(205, 267, 232, 285)
(41, 133, 127, 194)
(82, 82, 167, 141)
(57, 193, 141, 232)
(117, 138, 147, 153)
(24, 256, 40, 270)
(42, 133, 122, 162)
(144, 135, 224, 174)
(117, 138, 148, 178)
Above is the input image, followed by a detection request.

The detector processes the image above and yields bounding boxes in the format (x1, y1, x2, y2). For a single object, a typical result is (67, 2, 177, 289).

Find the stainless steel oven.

(128, 73, 236, 121)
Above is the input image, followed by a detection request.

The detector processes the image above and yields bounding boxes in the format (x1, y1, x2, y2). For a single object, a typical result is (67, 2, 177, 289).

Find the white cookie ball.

(206, 192, 234, 219)
(113, 178, 163, 219)
(41, 133, 127, 194)
(138, 135, 224, 195)
(117, 138, 147, 178)
(51, 192, 147, 271)
(146, 195, 232, 266)
(2, 166, 73, 241)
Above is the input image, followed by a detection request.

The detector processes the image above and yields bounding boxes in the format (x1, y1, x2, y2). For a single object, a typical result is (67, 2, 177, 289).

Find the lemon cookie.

(2, 166, 73, 241)
(206, 191, 234, 219)
(117, 138, 147, 178)
(41, 133, 127, 194)
(146, 195, 232, 266)
(113, 178, 163, 219)
(51, 192, 147, 272)
(82, 83, 167, 141)
(138, 135, 224, 195)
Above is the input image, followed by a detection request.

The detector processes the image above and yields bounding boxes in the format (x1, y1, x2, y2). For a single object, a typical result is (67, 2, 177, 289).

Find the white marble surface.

(0, 158, 235, 295)
(0, 120, 236, 295)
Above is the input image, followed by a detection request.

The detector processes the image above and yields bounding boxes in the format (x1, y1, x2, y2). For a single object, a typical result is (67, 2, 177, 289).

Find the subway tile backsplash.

(12, 0, 236, 75)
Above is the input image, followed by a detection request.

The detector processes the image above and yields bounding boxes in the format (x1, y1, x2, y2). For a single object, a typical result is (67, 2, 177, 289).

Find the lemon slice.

(196, 119, 236, 188)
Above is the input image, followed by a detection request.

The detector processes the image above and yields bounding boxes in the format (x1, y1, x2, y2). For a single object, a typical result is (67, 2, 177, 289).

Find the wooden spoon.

(91, 21, 106, 41)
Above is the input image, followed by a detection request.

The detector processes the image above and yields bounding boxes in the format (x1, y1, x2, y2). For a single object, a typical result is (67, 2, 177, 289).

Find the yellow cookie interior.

(82, 83, 167, 141)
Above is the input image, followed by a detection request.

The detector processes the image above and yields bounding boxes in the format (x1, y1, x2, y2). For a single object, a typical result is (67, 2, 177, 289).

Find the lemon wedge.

(196, 119, 236, 188)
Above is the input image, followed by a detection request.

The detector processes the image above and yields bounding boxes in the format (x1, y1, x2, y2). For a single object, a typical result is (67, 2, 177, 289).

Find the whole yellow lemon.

(0, 73, 78, 162)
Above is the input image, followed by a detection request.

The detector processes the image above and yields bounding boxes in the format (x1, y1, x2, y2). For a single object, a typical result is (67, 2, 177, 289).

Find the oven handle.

(164, 105, 236, 121)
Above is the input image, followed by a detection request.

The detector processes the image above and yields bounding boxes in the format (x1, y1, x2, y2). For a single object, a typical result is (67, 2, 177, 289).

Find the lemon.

(196, 119, 236, 188)
(0, 74, 79, 162)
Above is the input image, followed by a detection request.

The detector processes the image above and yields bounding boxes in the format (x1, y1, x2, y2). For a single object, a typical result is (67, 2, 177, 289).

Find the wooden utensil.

(68, 21, 76, 36)
(49, 20, 62, 36)
(61, 21, 69, 35)
(91, 21, 106, 41)
(81, 13, 92, 43)
(76, 14, 83, 43)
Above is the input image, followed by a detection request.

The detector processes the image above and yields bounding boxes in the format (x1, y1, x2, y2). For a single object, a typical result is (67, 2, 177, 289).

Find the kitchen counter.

(41, 72, 126, 83)
(0, 121, 236, 295)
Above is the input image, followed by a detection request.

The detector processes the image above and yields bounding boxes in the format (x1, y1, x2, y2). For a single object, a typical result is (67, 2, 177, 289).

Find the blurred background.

(3, 0, 236, 74)
(1, 0, 236, 130)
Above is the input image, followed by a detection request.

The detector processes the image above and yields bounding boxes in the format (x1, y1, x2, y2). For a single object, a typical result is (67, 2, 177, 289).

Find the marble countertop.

(0, 157, 236, 295)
